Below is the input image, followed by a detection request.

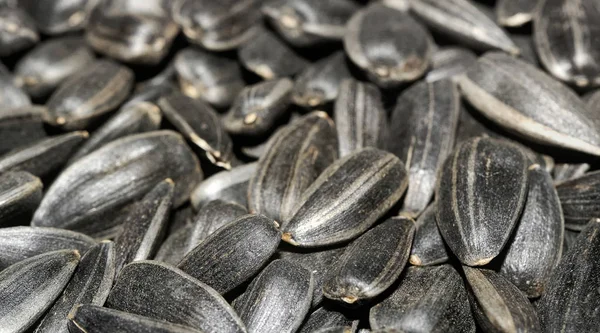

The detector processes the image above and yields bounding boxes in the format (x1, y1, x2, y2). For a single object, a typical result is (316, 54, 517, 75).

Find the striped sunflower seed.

(0, 106, 48, 156)
(248, 111, 338, 223)
(496, 0, 541, 27)
(409, 204, 449, 266)
(0, 171, 42, 227)
(31, 131, 201, 235)
(20, 0, 99, 35)
(0, 226, 94, 270)
(106, 260, 246, 333)
(282, 148, 408, 247)
(0, 6, 38, 57)
(158, 93, 235, 170)
(425, 47, 478, 83)
(46, 59, 134, 130)
(561, 228, 580, 258)
(436, 137, 529, 266)
(35, 241, 116, 333)
(298, 307, 352, 333)
(191, 162, 257, 209)
(370, 265, 475, 333)
(556, 170, 600, 230)
(334, 79, 387, 157)
(344, 3, 433, 88)
(554, 163, 590, 184)
(0, 62, 31, 112)
(323, 216, 415, 304)
(0, 250, 80, 333)
(233, 259, 313, 333)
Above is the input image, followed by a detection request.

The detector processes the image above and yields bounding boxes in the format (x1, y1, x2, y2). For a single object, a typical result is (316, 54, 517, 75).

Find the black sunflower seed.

(556, 170, 600, 231)
(190, 162, 257, 210)
(0, 62, 31, 112)
(553, 163, 590, 183)
(0, 171, 42, 227)
(298, 307, 352, 333)
(20, 0, 98, 35)
(409, 204, 449, 266)
(425, 47, 478, 83)
(0, 6, 38, 57)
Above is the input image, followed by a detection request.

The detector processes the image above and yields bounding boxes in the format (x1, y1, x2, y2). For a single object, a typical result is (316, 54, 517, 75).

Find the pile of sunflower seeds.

(1, 0, 600, 332)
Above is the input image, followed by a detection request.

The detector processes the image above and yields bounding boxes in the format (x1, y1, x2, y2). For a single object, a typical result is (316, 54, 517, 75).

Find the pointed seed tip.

(281, 232, 298, 245)
(341, 295, 358, 304)
(409, 255, 422, 266)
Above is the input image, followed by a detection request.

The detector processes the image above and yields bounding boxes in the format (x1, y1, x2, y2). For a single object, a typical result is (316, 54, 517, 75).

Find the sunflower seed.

(425, 47, 478, 83)
(534, 0, 600, 87)
(389, 79, 461, 217)
(344, 3, 433, 88)
(298, 307, 352, 333)
(234, 259, 313, 333)
(0, 6, 38, 57)
(334, 79, 387, 157)
(556, 170, 600, 230)
(499, 165, 564, 298)
(464, 266, 541, 333)
(0, 62, 31, 112)
(409, 204, 449, 266)
(538, 218, 600, 332)
(436, 137, 529, 266)
(178, 214, 280, 294)
(173, 48, 245, 109)
(512, 34, 539, 65)
(0, 131, 88, 177)
(20, 0, 99, 34)
(370, 265, 476, 333)
(68, 304, 202, 333)
(156, 199, 247, 265)
(172, 0, 262, 51)
(191, 162, 257, 209)
(68, 101, 162, 163)
(35, 241, 116, 333)
(248, 112, 338, 223)
(0, 171, 42, 227)
(324, 216, 415, 304)
(292, 51, 352, 108)
(313, 327, 354, 333)
(409, 0, 519, 54)
(496, 0, 540, 27)
(106, 260, 246, 333)
(224, 78, 293, 136)
(458, 52, 600, 156)
(0, 226, 94, 270)
(262, 0, 359, 47)
(561, 228, 580, 257)
(0, 250, 80, 333)
(159, 92, 235, 170)
(167, 205, 194, 235)
(240, 139, 270, 160)
(283, 148, 408, 247)
(114, 179, 173, 273)
(31, 131, 201, 235)
(239, 27, 310, 80)
(46, 59, 134, 130)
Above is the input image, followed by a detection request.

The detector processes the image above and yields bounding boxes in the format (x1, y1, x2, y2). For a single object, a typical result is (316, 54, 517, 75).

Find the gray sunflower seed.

(191, 162, 256, 209)
(35, 241, 116, 333)
(283, 148, 408, 247)
(425, 47, 478, 83)
(159, 92, 235, 170)
(409, 0, 519, 54)
(409, 204, 449, 266)
(14, 36, 95, 98)
(0, 7, 38, 57)
(0, 171, 42, 227)
(234, 259, 313, 333)
(334, 79, 387, 157)
(239, 27, 310, 80)
(534, 0, 600, 87)
(389, 79, 461, 217)
(68, 101, 162, 163)
(324, 217, 415, 304)
(0, 250, 80, 333)
(344, 3, 433, 88)
(262, 0, 359, 47)
(224, 78, 293, 136)
(458, 52, 600, 156)
(174, 48, 245, 109)
(114, 179, 174, 273)
(464, 266, 541, 333)
(67, 304, 202, 333)
(370, 265, 476, 333)
(107, 260, 246, 333)
(455, 107, 497, 147)
(561, 228, 580, 257)
(538, 218, 600, 332)
(496, 0, 540, 27)
(279, 247, 345, 308)
(156, 199, 247, 265)
(436, 137, 529, 266)
(298, 307, 352, 333)
(556, 170, 600, 230)
(31, 131, 201, 235)
(499, 165, 564, 298)
(178, 214, 280, 294)
(248, 111, 338, 223)
(20, 0, 99, 34)
(46, 59, 134, 130)
(0, 226, 94, 270)
(0, 131, 88, 178)
(0, 62, 31, 112)
(292, 51, 352, 108)
(172, 0, 262, 51)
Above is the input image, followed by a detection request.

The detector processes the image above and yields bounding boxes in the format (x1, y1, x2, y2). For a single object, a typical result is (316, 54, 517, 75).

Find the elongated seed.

(409, 204, 449, 266)
(191, 162, 257, 210)
(0, 7, 39, 57)
(556, 170, 600, 230)
(0, 171, 42, 227)
(426, 47, 478, 83)
(20, 0, 99, 34)
(298, 307, 352, 333)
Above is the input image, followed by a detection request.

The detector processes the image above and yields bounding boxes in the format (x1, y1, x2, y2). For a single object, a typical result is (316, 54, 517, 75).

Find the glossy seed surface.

(0, 171, 42, 227)
(0, 7, 39, 57)
(409, 204, 449, 266)
(298, 307, 352, 333)
(425, 47, 478, 82)
(191, 162, 257, 210)
(496, 0, 540, 27)
(556, 170, 600, 230)
(20, 0, 98, 34)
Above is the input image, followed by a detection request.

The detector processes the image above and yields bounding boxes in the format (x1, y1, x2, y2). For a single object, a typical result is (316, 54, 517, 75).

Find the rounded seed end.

(341, 295, 358, 304)
(273, 220, 280, 228)
(409, 255, 422, 266)
(56, 117, 66, 125)
(165, 178, 175, 185)
(471, 257, 493, 266)
(244, 113, 258, 125)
